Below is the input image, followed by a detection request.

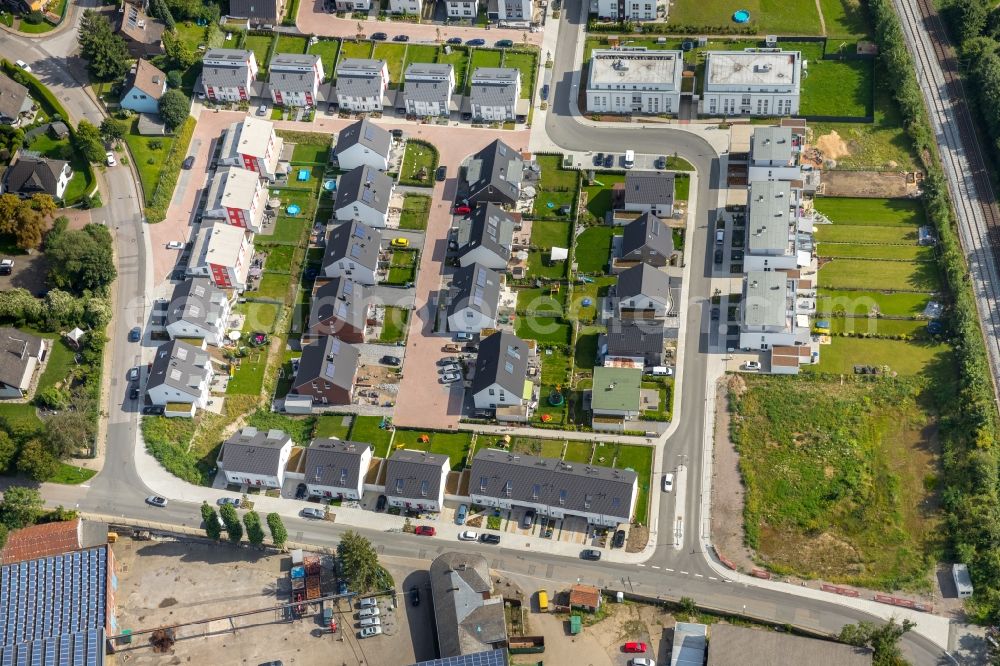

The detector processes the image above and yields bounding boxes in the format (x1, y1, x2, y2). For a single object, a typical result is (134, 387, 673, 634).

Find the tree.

(158, 89, 190, 131)
(166, 70, 183, 89)
(0, 525, 7, 551)
(161, 31, 198, 70)
(35, 386, 70, 411)
(99, 118, 125, 144)
(201, 502, 222, 540)
(839, 619, 915, 666)
(0, 195, 54, 250)
(337, 530, 394, 594)
(44, 410, 95, 459)
(78, 10, 131, 81)
(16, 439, 59, 481)
(219, 503, 243, 543)
(266, 512, 287, 549)
(0, 431, 17, 473)
(12, 208, 45, 250)
(45, 223, 117, 295)
(243, 511, 265, 546)
(74, 120, 106, 164)
(0, 486, 44, 529)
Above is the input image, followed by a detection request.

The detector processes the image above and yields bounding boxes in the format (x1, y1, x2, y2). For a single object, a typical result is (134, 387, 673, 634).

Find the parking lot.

(0, 250, 48, 296)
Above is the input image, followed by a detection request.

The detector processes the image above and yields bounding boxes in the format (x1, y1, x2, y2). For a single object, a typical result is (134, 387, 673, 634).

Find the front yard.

(399, 194, 431, 230)
(399, 140, 439, 186)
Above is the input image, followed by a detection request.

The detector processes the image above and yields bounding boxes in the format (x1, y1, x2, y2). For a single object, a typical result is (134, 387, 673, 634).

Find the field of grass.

(0, 403, 42, 435)
(238, 301, 282, 333)
(37, 337, 75, 393)
(380, 306, 409, 343)
(270, 216, 311, 244)
(339, 40, 374, 62)
(438, 46, 470, 92)
(668, 0, 822, 34)
(387, 250, 417, 285)
(527, 251, 568, 280)
(827, 317, 928, 337)
(49, 464, 97, 485)
(247, 410, 316, 444)
(819, 258, 941, 292)
(816, 288, 931, 317)
(582, 173, 624, 223)
(730, 375, 940, 589)
(808, 337, 950, 375)
(399, 194, 431, 230)
(818, 243, 931, 261)
(349, 415, 394, 458)
(402, 44, 439, 72)
(574, 328, 600, 372)
(613, 444, 653, 523)
(533, 191, 575, 220)
(399, 140, 439, 186)
(563, 440, 594, 464)
(255, 272, 293, 300)
(820, 0, 871, 39)
(314, 414, 353, 439)
(391, 429, 475, 470)
(815, 225, 917, 245)
(539, 344, 572, 385)
(536, 155, 578, 190)
(511, 437, 566, 458)
(530, 220, 572, 248)
(800, 58, 873, 118)
(290, 139, 331, 164)
(261, 244, 296, 272)
(243, 34, 275, 71)
(814, 197, 925, 226)
(308, 39, 341, 80)
(123, 121, 176, 205)
(569, 279, 614, 322)
(373, 42, 408, 84)
(575, 226, 615, 273)
(516, 287, 565, 316)
(276, 34, 309, 54)
(501, 50, 537, 99)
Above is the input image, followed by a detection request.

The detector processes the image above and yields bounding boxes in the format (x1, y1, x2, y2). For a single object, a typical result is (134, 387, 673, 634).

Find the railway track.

(892, 0, 1000, 399)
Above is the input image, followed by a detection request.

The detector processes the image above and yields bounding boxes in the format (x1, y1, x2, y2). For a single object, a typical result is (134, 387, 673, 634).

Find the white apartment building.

(446, 0, 477, 18)
(743, 180, 811, 272)
(468, 68, 521, 122)
(586, 48, 682, 115)
(487, 0, 532, 22)
(700, 49, 801, 117)
(739, 270, 807, 350)
(748, 125, 803, 181)
(389, 0, 422, 13)
(268, 53, 325, 107)
(595, 0, 657, 21)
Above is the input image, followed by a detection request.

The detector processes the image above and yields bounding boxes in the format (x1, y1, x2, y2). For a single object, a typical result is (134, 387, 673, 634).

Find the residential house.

(203, 166, 267, 233)
(615, 262, 671, 319)
(322, 220, 382, 285)
(165, 278, 233, 347)
(333, 118, 391, 171)
(187, 222, 254, 290)
(3, 151, 71, 200)
(429, 552, 508, 659)
(117, 0, 165, 58)
(743, 179, 807, 272)
(201, 48, 259, 103)
(269, 53, 325, 107)
(586, 48, 681, 114)
(145, 340, 213, 417)
(290, 335, 359, 406)
(219, 427, 293, 488)
(228, 0, 285, 26)
(120, 59, 167, 115)
(456, 203, 515, 269)
(590, 366, 642, 431)
(335, 59, 389, 112)
(617, 212, 673, 268)
(402, 63, 455, 118)
(463, 139, 525, 207)
(334, 165, 395, 227)
(738, 270, 806, 351)
(306, 277, 372, 343)
(487, 0, 531, 22)
(620, 171, 675, 218)
(445, 0, 478, 19)
(700, 49, 802, 117)
(0, 517, 86, 565)
(471, 331, 530, 410)
(469, 448, 638, 527)
(0, 74, 33, 127)
(748, 126, 802, 181)
(218, 117, 285, 181)
(0, 328, 47, 399)
(447, 263, 502, 334)
(302, 438, 373, 500)
(569, 584, 602, 613)
(468, 68, 521, 122)
(384, 449, 449, 512)
(595, 0, 657, 19)
(333, 0, 371, 10)
(602, 318, 667, 367)
(389, 0, 422, 14)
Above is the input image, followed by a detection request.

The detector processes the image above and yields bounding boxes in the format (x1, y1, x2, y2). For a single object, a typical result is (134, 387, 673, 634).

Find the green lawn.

(501, 50, 537, 99)
(380, 306, 409, 343)
(516, 287, 565, 316)
(511, 437, 566, 458)
(814, 197, 926, 227)
(399, 194, 431, 230)
(815, 225, 916, 245)
(569, 278, 615, 322)
(372, 42, 408, 84)
(575, 226, 615, 273)
(49, 463, 97, 485)
(827, 317, 928, 338)
(820, 258, 941, 292)
(527, 251, 568, 280)
(582, 173, 624, 223)
(533, 190, 575, 220)
(536, 155, 578, 190)
(800, 58, 872, 118)
(255, 272, 293, 300)
(261, 244, 296, 272)
(563, 440, 594, 464)
(820, 0, 872, 39)
(530, 220, 572, 248)
(276, 34, 309, 54)
(26, 130, 91, 202)
(808, 337, 950, 375)
(613, 444, 653, 523)
(247, 410, 316, 444)
(668, 0, 822, 33)
(238, 301, 282, 333)
(816, 288, 931, 317)
(403, 44, 440, 73)
(820, 243, 933, 261)
(387, 250, 417, 285)
(122, 121, 176, 205)
(314, 414, 353, 439)
(539, 344, 572, 387)
(468, 49, 503, 91)
(243, 34, 275, 71)
(226, 347, 268, 395)
(349, 415, 395, 458)
(290, 142, 330, 165)
(574, 328, 600, 372)
(339, 40, 374, 61)
(516, 317, 572, 347)
(391, 429, 475, 470)
(270, 216, 311, 244)
(37, 337, 76, 393)
(399, 140, 439, 186)
(0, 403, 42, 435)
(309, 39, 341, 80)
(437, 46, 471, 92)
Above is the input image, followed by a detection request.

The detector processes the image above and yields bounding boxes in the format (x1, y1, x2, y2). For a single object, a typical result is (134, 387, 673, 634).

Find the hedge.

(145, 116, 196, 223)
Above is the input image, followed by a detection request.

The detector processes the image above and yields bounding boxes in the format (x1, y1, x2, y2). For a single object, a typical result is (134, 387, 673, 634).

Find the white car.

(105, 151, 117, 167)
(15, 60, 30, 72)
(357, 606, 380, 618)
(744, 361, 761, 371)
(358, 626, 382, 638)
(358, 617, 381, 628)
(300, 507, 325, 519)
(438, 363, 460, 374)
(166, 241, 184, 250)
(358, 597, 378, 608)
(458, 530, 479, 541)
(662, 473, 674, 493)
(440, 372, 462, 383)
(128, 367, 140, 381)
(631, 659, 656, 666)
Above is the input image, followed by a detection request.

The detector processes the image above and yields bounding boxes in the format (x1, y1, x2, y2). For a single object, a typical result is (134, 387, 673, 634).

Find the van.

(538, 590, 549, 612)
(624, 150, 635, 169)
(647, 366, 673, 376)
(715, 229, 725, 245)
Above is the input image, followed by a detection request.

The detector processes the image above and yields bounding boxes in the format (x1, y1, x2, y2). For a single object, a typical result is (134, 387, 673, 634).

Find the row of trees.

(200, 503, 289, 549)
(0, 194, 56, 250)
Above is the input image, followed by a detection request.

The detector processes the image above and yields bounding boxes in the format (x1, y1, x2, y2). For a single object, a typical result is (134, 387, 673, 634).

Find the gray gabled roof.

(4, 153, 68, 197)
(456, 203, 514, 263)
(221, 427, 292, 476)
(335, 165, 394, 214)
(337, 58, 386, 76)
(202, 49, 254, 89)
(405, 63, 453, 80)
(385, 449, 449, 500)
(605, 319, 666, 357)
(303, 438, 371, 490)
(166, 278, 228, 329)
(146, 339, 209, 398)
(269, 69, 318, 94)
(0, 74, 30, 122)
(0, 328, 43, 391)
(623, 171, 675, 209)
(294, 335, 360, 390)
(308, 277, 368, 332)
(470, 448, 637, 521)
(447, 263, 501, 320)
(464, 139, 523, 203)
(336, 75, 383, 99)
(323, 220, 382, 272)
(334, 118, 391, 159)
(616, 262, 671, 303)
(228, 0, 281, 21)
(404, 78, 452, 105)
(621, 212, 673, 259)
(471, 331, 529, 396)
(429, 552, 507, 658)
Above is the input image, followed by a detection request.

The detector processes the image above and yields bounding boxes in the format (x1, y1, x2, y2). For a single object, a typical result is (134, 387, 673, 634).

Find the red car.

(414, 526, 436, 536)
(623, 642, 648, 654)
(454, 204, 471, 215)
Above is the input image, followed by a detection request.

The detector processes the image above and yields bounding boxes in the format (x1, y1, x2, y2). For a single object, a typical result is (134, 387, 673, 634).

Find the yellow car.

(391, 237, 409, 248)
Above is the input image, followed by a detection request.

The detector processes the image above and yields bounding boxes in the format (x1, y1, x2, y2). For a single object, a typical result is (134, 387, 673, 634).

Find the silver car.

(301, 507, 325, 519)
(358, 597, 378, 608)
(357, 606, 381, 618)
(440, 372, 462, 383)
(358, 617, 381, 628)
(358, 626, 382, 638)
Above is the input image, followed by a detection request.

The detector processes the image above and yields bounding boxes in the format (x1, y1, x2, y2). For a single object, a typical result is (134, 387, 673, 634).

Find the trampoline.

(324, 179, 337, 191)
(286, 204, 301, 215)
(581, 297, 593, 307)
(732, 9, 750, 22)
(297, 169, 311, 181)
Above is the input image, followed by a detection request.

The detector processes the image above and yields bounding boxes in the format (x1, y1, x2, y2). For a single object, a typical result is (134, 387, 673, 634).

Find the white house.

(445, 0, 477, 18)
(384, 450, 450, 512)
(145, 340, 213, 417)
(165, 278, 233, 347)
(322, 220, 382, 285)
(739, 270, 807, 350)
(586, 48, 682, 115)
(220, 427, 294, 488)
(333, 0, 371, 9)
(595, 0, 657, 20)
(487, 0, 531, 22)
(201, 48, 259, 103)
(333, 165, 395, 227)
(700, 49, 802, 117)
(120, 59, 167, 115)
(203, 166, 267, 233)
(389, 0, 421, 14)
(743, 179, 808, 272)
(333, 118, 391, 171)
(3, 152, 71, 200)
(471, 331, 530, 410)
(187, 222, 254, 290)
(218, 117, 285, 181)
(302, 438, 373, 500)
(268, 53, 325, 107)
(0, 328, 47, 400)
(335, 59, 389, 112)
(447, 263, 501, 334)
(469, 68, 521, 122)
(748, 126, 803, 181)
(402, 63, 455, 118)
(456, 203, 515, 270)
(621, 171, 675, 218)
(615, 262, 671, 319)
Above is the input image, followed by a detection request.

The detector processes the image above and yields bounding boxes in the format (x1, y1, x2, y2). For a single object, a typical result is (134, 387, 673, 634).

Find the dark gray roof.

(470, 69, 519, 111)
(457, 203, 514, 263)
(270, 52, 319, 69)
(465, 139, 523, 203)
(295, 335, 360, 391)
(336, 75, 383, 99)
(4, 153, 68, 197)
(146, 339, 209, 398)
(707, 624, 873, 666)
(118, 1, 165, 45)
(228, 0, 280, 20)
(334, 118, 391, 159)
(323, 220, 382, 272)
(202, 49, 253, 89)
(621, 212, 673, 259)
(335, 165, 394, 214)
(404, 79, 452, 105)
(405, 63, 453, 80)
(221, 427, 292, 476)
(303, 438, 371, 490)
(0, 328, 43, 391)
(309, 277, 368, 332)
(616, 262, 671, 302)
(605, 319, 666, 357)
(407, 650, 509, 666)
(0, 74, 30, 122)
(472, 67, 520, 84)
(166, 278, 228, 329)
(750, 126, 795, 165)
(385, 449, 449, 500)
(471, 331, 528, 396)
(447, 263, 501, 320)
(269, 68, 318, 94)
(471, 448, 637, 521)
(429, 552, 507, 658)
(623, 171, 675, 209)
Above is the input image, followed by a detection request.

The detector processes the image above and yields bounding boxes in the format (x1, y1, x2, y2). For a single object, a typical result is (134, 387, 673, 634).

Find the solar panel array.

(409, 650, 508, 666)
(0, 548, 107, 666)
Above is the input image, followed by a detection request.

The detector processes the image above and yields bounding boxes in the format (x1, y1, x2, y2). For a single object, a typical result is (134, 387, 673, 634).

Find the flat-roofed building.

(707, 623, 872, 666)
(739, 270, 806, 351)
(218, 117, 285, 181)
(187, 222, 254, 290)
(586, 48, 682, 115)
(743, 179, 809, 272)
(203, 166, 267, 233)
(701, 49, 801, 117)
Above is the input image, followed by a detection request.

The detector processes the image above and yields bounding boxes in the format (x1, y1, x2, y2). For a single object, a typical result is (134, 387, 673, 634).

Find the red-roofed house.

(1, 518, 82, 564)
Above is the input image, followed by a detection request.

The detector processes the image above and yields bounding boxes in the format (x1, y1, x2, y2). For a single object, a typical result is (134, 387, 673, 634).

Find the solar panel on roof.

(350, 244, 362, 259)
(330, 338, 341, 354)
(361, 188, 374, 204)
(476, 270, 487, 287)
(352, 224, 366, 238)
(343, 281, 353, 295)
(363, 124, 375, 142)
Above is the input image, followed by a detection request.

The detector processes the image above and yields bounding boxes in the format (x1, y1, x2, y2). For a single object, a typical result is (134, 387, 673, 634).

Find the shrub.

(146, 117, 195, 222)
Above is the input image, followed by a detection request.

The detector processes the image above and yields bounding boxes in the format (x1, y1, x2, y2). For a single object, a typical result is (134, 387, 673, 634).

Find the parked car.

(358, 617, 381, 628)
(541, 84, 549, 100)
(455, 504, 468, 524)
(714, 249, 724, 264)
(438, 363, 460, 374)
(128, 327, 142, 343)
(295, 483, 307, 499)
(612, 529, 626, 548)
(105, 151, 117, 167)
(358, 626, 382, 638)
(453, 204, 471, 215)
(466, 38, 486, 46)
(479, 533, 501, 545)
(371, 32, 388, 40)
(393, 34, 410, 41)
(662, 473, 674, 493)
(520, 509, 535, 530)
(391, 237, 410, 248)
(358, 606, 381, 619)
(603, 153, 614, 168)
(358, 597, 378, 608)
(440, 372, 462, 383)
(0, 259, 12, 275)
(581, 549, 602, 561)
(128, 367, 140, 381)
(711, 307, 720, 321)
(129, 387, 140, 400)
(623, 642, 648, 654)
(166, 241, 184, 250)
(454, 332, 473, 342)
(375, 495, 387, 511)
(182, 155, 195, 170)
(256, 104, 268, 116)
(443, 342, 462, 352)
(414, 525, 436, 536)
(391, 128, 404, 139)
(145, 496, 167, 507)
(631, 659, 656, 666)
(218, 497, 241, 507)
(301, 507, 325, 519)
(458, 530, 479, 541)
(15, 60, 30, 72)
(446, 37, 463, 44)
(495, 39, 514, 47)
(436, 165, 447, 181)
(744, 361, 761, 370)
(593, 152, 604, 166)
(259, 661, 283, 666)
(381, 355, 401, 366)
(409, 586, 421, 606)
(438, 357, 460, 366)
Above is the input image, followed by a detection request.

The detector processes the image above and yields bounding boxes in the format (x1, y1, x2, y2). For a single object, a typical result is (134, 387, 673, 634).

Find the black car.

(436, 165, 447, 181)
(714, 249, 724, 264)
(259, 661, 284, 666)
(495, 39, 513, 47)
(593, 152, 603, 166)
(603, 153, 614, 168)
(391, 128, 404, 139)
(371, 32, 388, 40)
(446, 37, 463, 44)
(375, 495, 387, 512)
(520, 509, 535, 530)
(182, 155, 195, 170)
(129, 387, 140, 400)
(612, 530, 626, 548)
(381, 355, 402, 366)
(409, 586, 420, 606)
(479, 533, 501, 545)
(394, 34, 410, 42)
(295, 483, 307, 499)
(711, 307, 720, 321)
(466, 38, 486, 46)
(581, 549, 602, 561)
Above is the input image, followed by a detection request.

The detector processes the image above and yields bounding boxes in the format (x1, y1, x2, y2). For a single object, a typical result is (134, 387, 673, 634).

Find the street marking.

(680, 571, 689, 575)
(637, 563, 645, 567)
(694, 573, 704, 578)
(651, 565, 660, 569)
(709, 576, 718, 581)
(664, 568, 674, 572)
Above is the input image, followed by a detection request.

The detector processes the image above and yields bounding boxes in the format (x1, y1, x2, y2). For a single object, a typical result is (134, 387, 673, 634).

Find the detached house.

(335, 59, 390, 112)
(0, 328, 47, 400)
(306, 277, 372, 343)
(219, 427, 293, 489)
(472, 331, 531, 412)
(227, 0, 285, 27)
(617, 212, 674, 268)
(145, 340, 213, 417)
(447, 263, 501, 334)
(463, 139, 525, 207)
(165, 278, 233, 347)
(333, 118, 391, 172)
(384, 450, 450, 512)
(269, 53, 325, 108)
(302, 438, 373, 500)
(468, 68, 521, 122)
(445, 0, 477, 18)
(0, 75, 33, 127)
(203, 166, 267, 233)
(389, 0, 422, 14)
(487, 0, 532, 22)
(218, 117, 285, 181)
(117, 0, 165, 59)
(620, 171, 675, 218)
(402, 63, 455, 118)
(334, 165, 395, 227)
(291, 335, 359, 406)
(120, 59, 167, 114)
(456, 203, 515, 270)
(3, 151, 71, 200)
(602, 318, 667, 367)
(615, 262, 671, 319)
(322, 220, 382, 285)
(701, 49, 802, 117)
(188, 222, 254, 290)
(595, 0, 657, 20)
(201, 49, 259, 103)
(590, 366, 642, 431)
